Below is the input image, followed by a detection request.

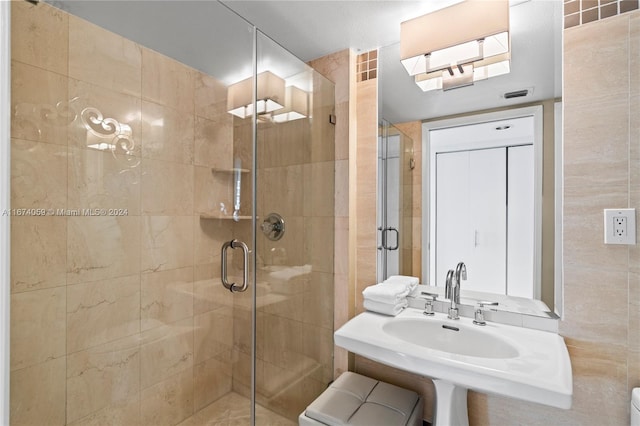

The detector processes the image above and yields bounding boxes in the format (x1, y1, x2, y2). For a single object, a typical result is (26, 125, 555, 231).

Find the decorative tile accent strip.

(356, 49, 378, 82)
(564, 0, 639, 28)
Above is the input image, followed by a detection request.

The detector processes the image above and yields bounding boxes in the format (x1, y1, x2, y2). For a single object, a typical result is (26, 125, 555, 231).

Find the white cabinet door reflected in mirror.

(430, 114, 538, 299)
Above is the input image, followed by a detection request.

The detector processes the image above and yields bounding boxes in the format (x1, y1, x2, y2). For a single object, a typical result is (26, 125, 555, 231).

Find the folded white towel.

(362, 282, 411, 304)
(363, 299, 407, 316)
(384, 275, 419, 287)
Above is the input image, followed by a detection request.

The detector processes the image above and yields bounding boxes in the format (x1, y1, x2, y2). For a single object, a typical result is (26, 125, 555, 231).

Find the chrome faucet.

(446, 262, 467, 320)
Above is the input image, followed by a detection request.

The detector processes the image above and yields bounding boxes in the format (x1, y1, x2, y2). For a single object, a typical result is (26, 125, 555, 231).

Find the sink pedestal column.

(432, 379, 469, 426)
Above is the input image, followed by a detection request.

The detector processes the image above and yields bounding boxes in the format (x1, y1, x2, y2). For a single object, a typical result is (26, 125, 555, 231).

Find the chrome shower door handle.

(386, 227, 399, 250)
(220, 239, 249, 293)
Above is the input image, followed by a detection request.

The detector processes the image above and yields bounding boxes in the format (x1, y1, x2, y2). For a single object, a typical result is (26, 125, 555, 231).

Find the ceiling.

(51, 0, 563, 124)
(223, 0, 563, 123)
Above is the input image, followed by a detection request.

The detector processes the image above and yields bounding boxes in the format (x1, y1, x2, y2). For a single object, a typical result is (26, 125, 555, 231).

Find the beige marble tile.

(263, 165, 304, 217)
(195, 71, 228, 121)
(563, 184, 628, 270)
(194, 216, 233, 266)
(561, 341, 629, 425)
(303, 161, 334, 218)
(69, 15, 141, 97)
(303, 271, 334, 330)
(194, 116, 234, 169)
(334, 101, 350, 161)
(309, 108, 335, 164)
(141, 266, 194, 331)
(194, 263, 232, 314)
(308, 49, 351, 104)
(194, 355, 233, 411)
(563, 95, 629, 188)
(11, 61, 69, 145)
(67, 274, 140, 353)
(68, 399, 140, 426)
(258, 313, 303, 370)
(66, 335, 141, 423)
(334, 218, 349, 276)
(276, 119, 311, 166)
(232, 306, 253, 358)
(193, 165, 241, 217)
(564, 15, 630, 103)
(140, 317, 194, 389)
(67, 78, 142, 157)
(141, 216, 194, 273)
(629, 350, 640, 393)
(141, 159, 194, 215)
(561, 266, 629, 346)
(10, 287, 66, 371)
(194, 307, 233, 365)
(178, 392, 253, 426)
(334, 159, 349, 217)
(303, 323, 334, 384)
(304, 216, 334, 274)
(10, 357, 66, 426)
(231, 348, 254, 393)
(11, 1, 68, 74)
(630, 272, 640, 351)
(11, 138, 67, 210)
(260, 283, 304, 323)
(632, 15, 640, 97)
(68, 145, 141, 215)
(142, 48, 195, 113)
(67, 216, 141, 285)
(141, 368, 194, 426)
(355, 190, 377, 250)
(11, 216, 66, 293)
(141, 100, 194, 164)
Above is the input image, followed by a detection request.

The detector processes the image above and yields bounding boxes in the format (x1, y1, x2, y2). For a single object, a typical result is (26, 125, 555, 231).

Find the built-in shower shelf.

(211, 167, 250, 173)
(200, 213, 253, 220)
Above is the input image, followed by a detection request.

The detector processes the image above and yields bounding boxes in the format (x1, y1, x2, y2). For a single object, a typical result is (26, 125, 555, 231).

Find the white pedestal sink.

(334, 308, 572, 426)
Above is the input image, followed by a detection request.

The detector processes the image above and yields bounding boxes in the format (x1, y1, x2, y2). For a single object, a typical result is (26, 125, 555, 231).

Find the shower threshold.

(178, 392, 296, 426)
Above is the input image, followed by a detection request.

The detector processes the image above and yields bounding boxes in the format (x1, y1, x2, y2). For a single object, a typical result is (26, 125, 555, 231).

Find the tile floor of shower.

(179, 393, 296, 426)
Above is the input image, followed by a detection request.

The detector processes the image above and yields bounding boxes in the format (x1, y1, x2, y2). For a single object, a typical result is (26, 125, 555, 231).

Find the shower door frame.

(0, 1, 11, 424)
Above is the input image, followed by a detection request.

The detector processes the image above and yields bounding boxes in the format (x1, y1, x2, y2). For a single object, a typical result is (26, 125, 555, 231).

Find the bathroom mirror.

(378, 0, 562, 315)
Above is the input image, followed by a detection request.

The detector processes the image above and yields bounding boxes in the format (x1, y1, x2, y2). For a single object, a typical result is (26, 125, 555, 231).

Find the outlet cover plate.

(604, 208, 636, 245)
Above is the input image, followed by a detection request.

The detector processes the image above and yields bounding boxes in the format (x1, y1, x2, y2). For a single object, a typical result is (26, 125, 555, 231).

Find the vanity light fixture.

(400, 0, 510, 92)
(272, 85, 308, 123)
(227, 71, 285, 119)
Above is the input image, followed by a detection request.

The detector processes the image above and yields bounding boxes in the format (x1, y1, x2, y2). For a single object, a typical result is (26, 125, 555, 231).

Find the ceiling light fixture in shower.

(227, 71, 285, 119)
(272, 85, 308, 123)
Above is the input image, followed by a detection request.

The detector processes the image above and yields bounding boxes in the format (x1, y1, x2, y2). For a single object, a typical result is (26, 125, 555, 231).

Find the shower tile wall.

(9, 2, 238, 424)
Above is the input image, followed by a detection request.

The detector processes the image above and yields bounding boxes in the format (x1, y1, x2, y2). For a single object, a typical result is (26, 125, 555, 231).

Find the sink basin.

(334, 308, 572, 426)
(382, 318, 519, 359)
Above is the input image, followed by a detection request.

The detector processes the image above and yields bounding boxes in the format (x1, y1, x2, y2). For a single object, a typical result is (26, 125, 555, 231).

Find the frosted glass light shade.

(272, 86, 308, 123)
(400, 0, 509, 76)
(227, 71, 285, 118)
(415, 53, 511, 92)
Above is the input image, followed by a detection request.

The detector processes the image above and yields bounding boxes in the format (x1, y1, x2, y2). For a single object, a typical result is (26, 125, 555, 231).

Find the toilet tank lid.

(633, 388, 640, 410)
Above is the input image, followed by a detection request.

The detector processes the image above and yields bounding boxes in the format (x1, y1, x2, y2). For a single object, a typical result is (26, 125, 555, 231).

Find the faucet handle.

(421, 292, 437, 316)
(473, 301, 498, 326)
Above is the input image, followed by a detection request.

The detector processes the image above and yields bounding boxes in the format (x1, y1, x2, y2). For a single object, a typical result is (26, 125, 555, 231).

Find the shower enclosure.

(7, 1, 335, 424)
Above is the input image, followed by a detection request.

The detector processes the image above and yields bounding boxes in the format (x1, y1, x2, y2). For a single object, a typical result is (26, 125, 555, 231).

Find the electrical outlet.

(604, 208, 636, 245)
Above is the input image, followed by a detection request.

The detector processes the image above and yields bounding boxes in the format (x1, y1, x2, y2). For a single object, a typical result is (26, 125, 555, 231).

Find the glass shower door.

(252, 31, 335, 422)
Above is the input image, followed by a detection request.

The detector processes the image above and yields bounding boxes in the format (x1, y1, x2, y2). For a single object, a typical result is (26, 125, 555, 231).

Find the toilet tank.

(632, 388, 640, 426)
